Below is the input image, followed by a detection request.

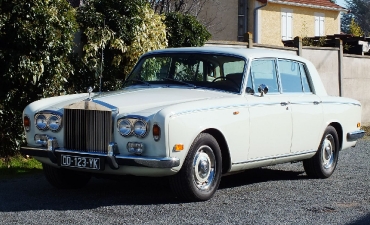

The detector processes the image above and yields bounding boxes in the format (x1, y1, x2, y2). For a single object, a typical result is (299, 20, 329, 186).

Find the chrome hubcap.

(193, 145, 216, 191)
(322, 134, 334, 169)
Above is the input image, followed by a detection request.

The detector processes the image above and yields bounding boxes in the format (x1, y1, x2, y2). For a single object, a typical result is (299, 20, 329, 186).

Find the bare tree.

(149, 0, 207, 16)
(148, 0, 223, 33)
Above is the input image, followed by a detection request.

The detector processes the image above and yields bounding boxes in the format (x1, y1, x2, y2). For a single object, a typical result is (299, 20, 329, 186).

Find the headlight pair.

(117, 117, 149, 138)
(34, 111, 62, 132)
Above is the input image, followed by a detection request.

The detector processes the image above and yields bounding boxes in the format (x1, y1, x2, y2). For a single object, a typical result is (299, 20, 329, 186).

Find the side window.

(251, 59, 279, 93)
(224, 61, 244, 75)
(278, 60, 303, 93)
(299, 64, 312, 93)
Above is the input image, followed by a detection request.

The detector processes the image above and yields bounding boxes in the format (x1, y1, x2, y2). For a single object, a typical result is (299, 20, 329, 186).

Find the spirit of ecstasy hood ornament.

(87, 86, 93, 101)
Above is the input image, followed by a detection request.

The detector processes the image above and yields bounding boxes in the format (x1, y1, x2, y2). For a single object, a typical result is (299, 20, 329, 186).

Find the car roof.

(144, 47, 306, 62)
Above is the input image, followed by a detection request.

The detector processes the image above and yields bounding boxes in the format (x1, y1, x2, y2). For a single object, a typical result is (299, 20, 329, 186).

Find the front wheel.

(43, 164, 91, 189)
(169, 133, 222, 201)
(303, 126, 339, 178)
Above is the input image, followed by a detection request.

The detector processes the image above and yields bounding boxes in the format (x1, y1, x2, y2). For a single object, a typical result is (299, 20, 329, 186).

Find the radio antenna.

(99, 19, 105, 94)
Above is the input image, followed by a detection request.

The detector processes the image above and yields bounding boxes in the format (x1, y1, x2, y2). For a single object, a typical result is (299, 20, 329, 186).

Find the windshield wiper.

(125, 78, 151, 86)
(162, 78, 197, 88)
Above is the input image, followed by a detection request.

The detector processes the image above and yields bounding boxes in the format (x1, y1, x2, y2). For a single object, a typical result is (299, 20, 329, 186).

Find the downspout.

(254, 1, 268, 43)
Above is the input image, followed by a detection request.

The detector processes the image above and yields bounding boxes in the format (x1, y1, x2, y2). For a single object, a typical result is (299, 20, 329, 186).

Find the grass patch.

(0, 155, 42, 179)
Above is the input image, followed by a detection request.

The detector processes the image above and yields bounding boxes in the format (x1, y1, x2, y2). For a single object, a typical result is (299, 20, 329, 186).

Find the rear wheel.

(43, 163, 91, 189)
(169, 133, 222, 201)
(303, 126, 339, 178)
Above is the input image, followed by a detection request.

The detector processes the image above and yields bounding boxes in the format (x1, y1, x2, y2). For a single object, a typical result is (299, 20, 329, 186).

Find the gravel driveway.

(0, 139, 369, 225)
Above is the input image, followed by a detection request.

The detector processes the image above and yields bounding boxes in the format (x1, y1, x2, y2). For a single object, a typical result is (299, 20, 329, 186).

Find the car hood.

(28, 87, 232, 115)
(94, 87, 228, 114)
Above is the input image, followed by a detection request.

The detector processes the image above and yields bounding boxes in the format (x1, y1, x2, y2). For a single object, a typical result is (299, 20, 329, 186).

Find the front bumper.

(21, 139, 180, 170)
(347, 130, 366, 142)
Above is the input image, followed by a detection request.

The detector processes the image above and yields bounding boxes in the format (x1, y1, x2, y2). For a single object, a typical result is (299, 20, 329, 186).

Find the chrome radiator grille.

(64, 108, 112, 153)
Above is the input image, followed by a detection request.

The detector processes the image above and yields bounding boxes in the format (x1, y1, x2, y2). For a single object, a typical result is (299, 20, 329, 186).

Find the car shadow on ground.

(218, 167, 306, 190)
(0, 166, 309, 211)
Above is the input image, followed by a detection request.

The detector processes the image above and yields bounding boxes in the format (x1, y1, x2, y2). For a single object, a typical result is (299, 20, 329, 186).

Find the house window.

(281, 8, 293, 41)
(315, 13, 325, 36)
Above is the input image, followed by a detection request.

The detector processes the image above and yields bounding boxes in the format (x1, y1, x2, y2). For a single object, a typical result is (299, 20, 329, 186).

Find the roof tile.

(258, 0, 345, 10)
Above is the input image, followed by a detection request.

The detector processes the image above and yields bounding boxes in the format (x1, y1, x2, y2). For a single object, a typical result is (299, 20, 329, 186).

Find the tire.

(169, 133, 222, 201)
(43, 163, 91, 189)
(303, 126, 339, 178)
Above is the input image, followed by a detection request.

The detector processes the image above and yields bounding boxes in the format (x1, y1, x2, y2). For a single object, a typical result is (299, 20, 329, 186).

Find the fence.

(205, 34, 370, 125)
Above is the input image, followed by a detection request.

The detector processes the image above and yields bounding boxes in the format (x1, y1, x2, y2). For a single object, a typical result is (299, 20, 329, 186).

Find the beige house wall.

(259, 3, 340, 46)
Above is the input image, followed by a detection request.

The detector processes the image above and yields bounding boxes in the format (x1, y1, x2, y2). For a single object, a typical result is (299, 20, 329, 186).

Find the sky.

(337, 0, 346, 7)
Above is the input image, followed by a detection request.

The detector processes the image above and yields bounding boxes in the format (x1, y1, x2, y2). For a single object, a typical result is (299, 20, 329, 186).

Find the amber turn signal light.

(153, 124, 161, 141)
(174, 144, 184, 151)
(24, 116, 30, 131)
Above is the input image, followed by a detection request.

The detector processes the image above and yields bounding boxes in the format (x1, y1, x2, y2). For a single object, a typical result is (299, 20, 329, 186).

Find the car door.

(277, 59, 323, 153)
(246, 58, 292, 160)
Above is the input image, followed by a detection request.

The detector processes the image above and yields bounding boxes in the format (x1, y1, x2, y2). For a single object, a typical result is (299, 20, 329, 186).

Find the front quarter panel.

(159, 97, 250, 172)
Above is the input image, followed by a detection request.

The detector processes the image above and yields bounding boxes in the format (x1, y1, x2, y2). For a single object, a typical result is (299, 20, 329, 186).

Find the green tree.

(341, 0, 370, 35)
(164, 12, 211, 47)
(0, 0, 77, 157)
(72, 0, 167, 92)
(349, 18, 364, 36)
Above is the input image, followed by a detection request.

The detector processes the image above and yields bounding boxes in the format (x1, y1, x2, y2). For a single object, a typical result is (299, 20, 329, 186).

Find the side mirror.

(258, 84, 269, 97)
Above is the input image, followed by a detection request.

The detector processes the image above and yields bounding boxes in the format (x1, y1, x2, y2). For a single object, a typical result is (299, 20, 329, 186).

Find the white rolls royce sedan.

(21, 47, 365, 201)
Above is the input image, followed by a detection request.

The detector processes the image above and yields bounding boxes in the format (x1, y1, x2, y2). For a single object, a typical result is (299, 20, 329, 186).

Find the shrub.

(0, 0, 77, 157)
(72, 0, 167, 92)
(164, 12, 211, 48)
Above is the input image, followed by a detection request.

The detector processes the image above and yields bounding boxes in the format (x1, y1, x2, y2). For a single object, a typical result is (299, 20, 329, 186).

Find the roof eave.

(268, 0, 347, 12)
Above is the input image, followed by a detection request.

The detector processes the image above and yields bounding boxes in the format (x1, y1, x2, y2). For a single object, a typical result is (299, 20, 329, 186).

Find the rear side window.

(278, 59, 312, 93)
(278, 60, 302, 93)
(299, 64, 312, 93)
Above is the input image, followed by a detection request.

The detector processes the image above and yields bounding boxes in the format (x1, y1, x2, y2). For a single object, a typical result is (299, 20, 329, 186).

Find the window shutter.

(315, 13, 325, 36)
(281, 12, 287, 40)
(287, 12, 293, 40)
(319, 16, 325, 36)
(315, 16, 320, 36)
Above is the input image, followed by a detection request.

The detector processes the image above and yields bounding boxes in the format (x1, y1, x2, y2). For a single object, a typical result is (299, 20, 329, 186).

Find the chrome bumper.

(20, 140, 180, 170)
(347, 130, 365, 142)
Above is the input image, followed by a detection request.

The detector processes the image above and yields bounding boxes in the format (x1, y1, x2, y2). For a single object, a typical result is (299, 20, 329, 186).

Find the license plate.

(60, 154, 101, 170)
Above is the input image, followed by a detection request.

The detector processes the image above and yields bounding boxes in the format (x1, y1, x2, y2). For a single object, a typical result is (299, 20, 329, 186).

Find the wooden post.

(244, 32, 253, 48)
(336, 38, 343, 97)
(294, 36, 302, 56)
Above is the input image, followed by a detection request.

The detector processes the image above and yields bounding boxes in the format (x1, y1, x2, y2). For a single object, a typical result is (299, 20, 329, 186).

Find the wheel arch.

(202, 128, 231, 174)
(328, 122, 343, 150)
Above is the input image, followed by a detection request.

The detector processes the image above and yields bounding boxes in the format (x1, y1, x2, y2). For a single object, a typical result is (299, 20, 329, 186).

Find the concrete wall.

(205, 40, 370, 125)
(343, 55, 370, 125)
(301, 48, 340, 96)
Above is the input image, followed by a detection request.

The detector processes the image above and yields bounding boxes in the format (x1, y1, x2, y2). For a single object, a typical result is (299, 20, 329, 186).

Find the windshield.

(123, 53, 246, 94)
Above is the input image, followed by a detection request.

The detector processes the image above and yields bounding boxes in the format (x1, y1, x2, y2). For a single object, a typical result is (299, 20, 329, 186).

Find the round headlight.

(35, 114, 48, 130)
(118, 119, 132, 136)
(48, 115, 62, 132)
(134, 120, 148, 137)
